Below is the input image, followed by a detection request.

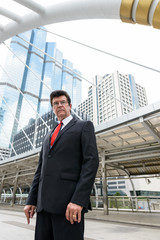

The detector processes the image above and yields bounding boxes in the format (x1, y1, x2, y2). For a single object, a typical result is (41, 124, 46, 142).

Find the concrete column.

(93, 182, 99, 209)
(0, 172, 6, 200)
(101, 149, 109, 215)
(11, 168, 19, 206)
(129, 177, 138, 210)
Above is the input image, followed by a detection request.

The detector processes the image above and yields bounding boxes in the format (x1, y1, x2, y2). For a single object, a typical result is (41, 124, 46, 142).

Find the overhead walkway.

(96, 100, 160, 178)
(95, 101, 160, 213)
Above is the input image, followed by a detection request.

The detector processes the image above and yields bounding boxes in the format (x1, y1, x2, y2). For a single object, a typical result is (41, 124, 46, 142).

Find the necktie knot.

(50, 121, 63, 146)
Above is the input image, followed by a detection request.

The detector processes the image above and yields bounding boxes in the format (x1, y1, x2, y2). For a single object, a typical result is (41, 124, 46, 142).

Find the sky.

(45, 19, 160, 104)
(0, 1, 160, 104)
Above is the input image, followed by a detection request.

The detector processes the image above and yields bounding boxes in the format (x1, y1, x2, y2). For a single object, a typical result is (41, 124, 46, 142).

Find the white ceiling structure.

(0, 0, 160, 44)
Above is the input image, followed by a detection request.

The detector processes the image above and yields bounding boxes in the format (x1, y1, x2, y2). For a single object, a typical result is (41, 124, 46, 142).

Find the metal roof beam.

(0, 7, 21, 23)
(123, 163, 160, 169)
(101, 142, 159, 153)
(105, 152, 160, 163)
(106, 146, 160, 158)
(101, 134, 150, 143)
(98, 125, 148, 138)
(13, 0, 45, 15)
(140, 117, 160, 144)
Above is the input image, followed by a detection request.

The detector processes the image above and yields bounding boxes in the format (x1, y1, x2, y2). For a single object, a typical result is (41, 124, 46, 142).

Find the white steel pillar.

(11, 167, 19, 206)
(100, 149, 109, 215)
(0, 171, 6, 200)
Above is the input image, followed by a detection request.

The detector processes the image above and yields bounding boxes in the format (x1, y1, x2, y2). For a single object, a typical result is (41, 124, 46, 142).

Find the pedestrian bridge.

(0, 0, 160, 44)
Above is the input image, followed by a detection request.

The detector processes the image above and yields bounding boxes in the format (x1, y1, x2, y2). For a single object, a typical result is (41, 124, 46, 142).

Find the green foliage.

(114, 192, 121, 196)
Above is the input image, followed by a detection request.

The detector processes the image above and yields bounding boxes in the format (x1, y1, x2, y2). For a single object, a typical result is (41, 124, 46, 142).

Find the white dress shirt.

(60, 114, 73, 130)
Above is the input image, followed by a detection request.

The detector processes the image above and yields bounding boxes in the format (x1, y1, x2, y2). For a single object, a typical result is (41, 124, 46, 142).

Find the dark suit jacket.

(26, 117, 99, 214)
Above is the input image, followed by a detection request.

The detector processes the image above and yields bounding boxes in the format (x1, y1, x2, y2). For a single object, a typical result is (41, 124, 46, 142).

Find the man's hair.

(50, 90, 71, 106)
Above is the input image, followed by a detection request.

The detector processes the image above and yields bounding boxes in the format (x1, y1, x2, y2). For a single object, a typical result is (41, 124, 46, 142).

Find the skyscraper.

(0, 28, 82, 147)
(78, 71, 148, 125)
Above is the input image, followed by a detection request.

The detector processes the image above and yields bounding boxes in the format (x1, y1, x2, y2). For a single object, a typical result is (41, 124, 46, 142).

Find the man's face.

(52, 95, 72, 121)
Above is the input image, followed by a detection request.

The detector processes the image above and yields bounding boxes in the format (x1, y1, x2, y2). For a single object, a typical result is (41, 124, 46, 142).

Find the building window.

(108, 182, 117, 185)
(118, 186, 126, 189)
(118, 181, 125, 184)
(108, 186, 117, 189)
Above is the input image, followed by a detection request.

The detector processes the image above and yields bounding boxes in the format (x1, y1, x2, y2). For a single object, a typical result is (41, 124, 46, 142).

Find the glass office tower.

(38, 42, 63, 115)
(0, 28, 82, 147)
(0, 30, 33, 147)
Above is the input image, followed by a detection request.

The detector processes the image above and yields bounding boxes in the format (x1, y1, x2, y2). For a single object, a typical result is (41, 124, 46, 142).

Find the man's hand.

(24, 205, 36, 224)
(65, 202, 83, 224)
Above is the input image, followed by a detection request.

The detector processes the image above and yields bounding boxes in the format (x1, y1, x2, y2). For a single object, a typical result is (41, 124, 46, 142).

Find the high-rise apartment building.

(0, 147, 11, 161)
(0, 28, 82, 147)
(78, 71, 148, 125)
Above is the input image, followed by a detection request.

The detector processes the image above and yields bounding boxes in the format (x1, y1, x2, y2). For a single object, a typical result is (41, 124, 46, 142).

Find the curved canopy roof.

(96, 101, 160, 178)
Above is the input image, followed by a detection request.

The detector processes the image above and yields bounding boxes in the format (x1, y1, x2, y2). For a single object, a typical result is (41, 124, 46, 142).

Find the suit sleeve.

(26, 147, 43, 206)
(71, 121, 99, 209)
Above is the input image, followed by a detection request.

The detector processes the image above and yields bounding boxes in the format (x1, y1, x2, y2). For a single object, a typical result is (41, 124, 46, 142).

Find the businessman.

(24, 90, 99, 240)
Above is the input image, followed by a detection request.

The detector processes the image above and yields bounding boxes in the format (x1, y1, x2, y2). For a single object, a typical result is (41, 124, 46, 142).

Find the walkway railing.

(1, 194, 160, 213)
(91, 195, 160, 213)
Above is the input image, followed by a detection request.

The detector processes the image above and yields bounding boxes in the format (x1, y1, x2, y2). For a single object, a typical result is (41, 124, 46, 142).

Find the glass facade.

(11, 109, 89, 157)
(128, 74, 139, 109)
(0, 28, 82, 148)
(61, 59, 74, 101)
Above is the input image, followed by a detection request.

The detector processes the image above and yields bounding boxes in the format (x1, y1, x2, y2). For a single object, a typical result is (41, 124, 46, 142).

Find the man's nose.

(57, 102, 63, 106)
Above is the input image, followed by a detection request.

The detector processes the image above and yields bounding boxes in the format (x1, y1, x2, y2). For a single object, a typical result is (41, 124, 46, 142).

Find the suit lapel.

(50, 118, 77, 149)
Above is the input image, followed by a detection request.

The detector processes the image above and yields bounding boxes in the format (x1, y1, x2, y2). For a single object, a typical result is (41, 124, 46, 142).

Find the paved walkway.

(86, 209, 160, 227)
(0, 206, 160, 240)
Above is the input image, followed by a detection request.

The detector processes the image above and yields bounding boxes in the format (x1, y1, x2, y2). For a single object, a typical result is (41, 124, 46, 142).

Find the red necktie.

(50, 121, 63, 146)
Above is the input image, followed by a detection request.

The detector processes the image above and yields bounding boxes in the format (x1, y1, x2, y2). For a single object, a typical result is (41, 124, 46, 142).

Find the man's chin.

(57, 114, 65, 120)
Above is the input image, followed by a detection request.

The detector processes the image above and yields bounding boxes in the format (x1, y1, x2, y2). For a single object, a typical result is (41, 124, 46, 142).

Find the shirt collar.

(59, 114, 73, 127)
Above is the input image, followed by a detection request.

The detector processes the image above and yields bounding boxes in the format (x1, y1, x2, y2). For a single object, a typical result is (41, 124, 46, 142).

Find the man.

(24, 90, 99, 240)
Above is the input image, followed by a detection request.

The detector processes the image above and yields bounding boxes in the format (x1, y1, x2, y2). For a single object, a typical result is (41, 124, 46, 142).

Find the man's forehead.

(52, 95, 67, 101)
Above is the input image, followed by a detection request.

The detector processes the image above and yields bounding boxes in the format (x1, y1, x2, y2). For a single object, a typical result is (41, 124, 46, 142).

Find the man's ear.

(70, 104, 72, 112)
